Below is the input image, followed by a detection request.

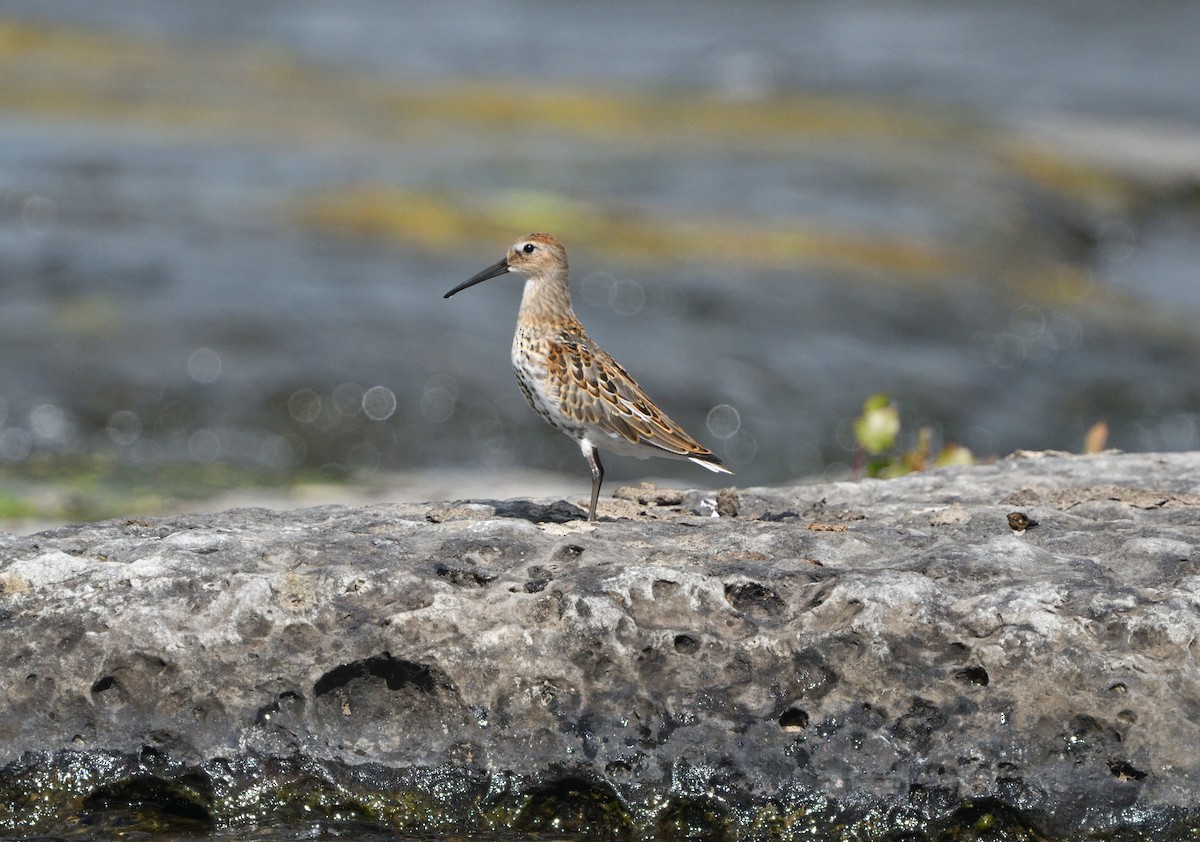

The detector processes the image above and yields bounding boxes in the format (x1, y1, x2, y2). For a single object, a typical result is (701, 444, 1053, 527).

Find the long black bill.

(443, 259, 510, 298)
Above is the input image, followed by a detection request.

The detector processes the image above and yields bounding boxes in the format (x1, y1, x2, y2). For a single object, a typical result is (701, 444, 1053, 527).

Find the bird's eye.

(522, 243, 535, 254)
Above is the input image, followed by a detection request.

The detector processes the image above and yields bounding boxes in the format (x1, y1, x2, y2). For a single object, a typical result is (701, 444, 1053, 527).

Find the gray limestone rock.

(1, 451, 1198, 839)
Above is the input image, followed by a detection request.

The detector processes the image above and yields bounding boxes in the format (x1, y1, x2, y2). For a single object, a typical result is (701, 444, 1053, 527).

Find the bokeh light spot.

(706, 404, 741, 439)
(1049, 311, 1083, 350)
(187, 348, 222, 383)
(724, 429, 759, 464)
(188, 429, 222, 462)
(106, 410, 141, 446)
(0, 428, 32, 462)
(421, 374, 459, 423)
(985, 333, 1023, 369)
(1009, 305, 1046, 341)
(288, 389, 322, 424)
(362, 385, 397, 421)
(834, 417, 859, 453)
(30, 403, 70, 443)
(609, 279, 645, 316)
(260, 434, 299, 469)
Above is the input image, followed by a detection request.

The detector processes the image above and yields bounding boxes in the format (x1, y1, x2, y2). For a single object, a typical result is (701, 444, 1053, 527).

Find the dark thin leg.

(584, 446, 604, 522)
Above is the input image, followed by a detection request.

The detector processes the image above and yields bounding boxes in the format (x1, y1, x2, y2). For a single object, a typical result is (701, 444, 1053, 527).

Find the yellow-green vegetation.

(853, 394, 902, 457)
(853, 393, 975, 478)
(852, 399, 1121, 478)
(0, 17, 969, 148)
(0, 492, 38, 520)
(510, 779, 634, 839)
(998, 140, 1152, 212)
(51, 295, 126, 340)
(0, 15, 1171, 299)
(295, 186, 964, 282)
(0, 453, 336, 526)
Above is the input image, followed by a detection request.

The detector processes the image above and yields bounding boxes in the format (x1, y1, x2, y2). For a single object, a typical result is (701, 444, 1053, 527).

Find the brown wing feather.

(544, 335, 721, 461)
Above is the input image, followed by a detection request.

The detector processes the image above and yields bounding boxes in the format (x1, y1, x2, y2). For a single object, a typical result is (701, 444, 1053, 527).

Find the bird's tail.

(690, 455, 733, 474)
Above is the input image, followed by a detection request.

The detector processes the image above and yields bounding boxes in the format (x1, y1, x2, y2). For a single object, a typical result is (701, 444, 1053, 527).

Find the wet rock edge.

(0, 451, 1197, 840)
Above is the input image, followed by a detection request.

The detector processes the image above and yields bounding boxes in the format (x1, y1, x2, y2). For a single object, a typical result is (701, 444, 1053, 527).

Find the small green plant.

(852, 393, 974, 478)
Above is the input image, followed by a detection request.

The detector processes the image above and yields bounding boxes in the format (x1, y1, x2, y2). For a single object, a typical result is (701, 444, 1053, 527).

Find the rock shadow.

(494, 499, 587, 523)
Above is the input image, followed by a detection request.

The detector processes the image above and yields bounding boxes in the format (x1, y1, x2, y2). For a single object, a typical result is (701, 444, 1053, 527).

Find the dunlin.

(444, 233, 731, 521)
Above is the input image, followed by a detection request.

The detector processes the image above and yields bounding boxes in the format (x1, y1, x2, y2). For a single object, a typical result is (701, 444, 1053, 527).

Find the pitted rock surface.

(1, 450, 1198, 839)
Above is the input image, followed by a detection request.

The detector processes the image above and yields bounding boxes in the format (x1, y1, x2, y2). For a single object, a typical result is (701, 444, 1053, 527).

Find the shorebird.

(444, 233, 731, 521)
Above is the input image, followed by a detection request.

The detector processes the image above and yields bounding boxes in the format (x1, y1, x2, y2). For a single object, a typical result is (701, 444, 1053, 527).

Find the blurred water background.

(0, 0, 1198, 531)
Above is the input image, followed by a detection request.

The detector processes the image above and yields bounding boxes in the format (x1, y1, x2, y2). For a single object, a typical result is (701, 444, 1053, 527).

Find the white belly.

(512, 335, 585, 440)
